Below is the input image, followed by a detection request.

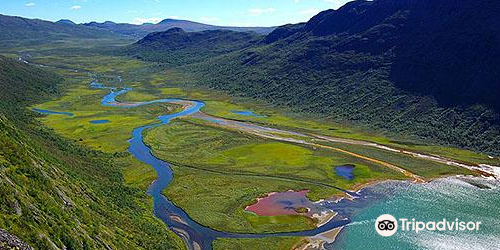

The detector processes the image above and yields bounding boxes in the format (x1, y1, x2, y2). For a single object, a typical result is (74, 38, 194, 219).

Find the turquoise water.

(329, 177, 500, 250)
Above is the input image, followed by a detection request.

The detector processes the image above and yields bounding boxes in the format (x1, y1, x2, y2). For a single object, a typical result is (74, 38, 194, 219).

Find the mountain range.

(125, 0, 500, 154)
(83, 19, 275, 37)
(0, 13, 274, 47)
(0, 14, 120, 43)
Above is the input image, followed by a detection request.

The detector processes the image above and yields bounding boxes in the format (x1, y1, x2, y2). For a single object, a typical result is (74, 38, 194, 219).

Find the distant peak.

(56, 19, 75, 25)
(158, 18, 184, 24)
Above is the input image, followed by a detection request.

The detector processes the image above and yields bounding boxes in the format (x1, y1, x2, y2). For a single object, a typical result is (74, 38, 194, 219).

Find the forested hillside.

(124, 28, 261, 65)
(126, 0, 500, 155)
(0, 56, 183, 249)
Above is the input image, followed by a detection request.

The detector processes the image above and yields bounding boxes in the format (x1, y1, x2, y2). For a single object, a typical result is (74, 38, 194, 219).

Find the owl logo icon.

(375, 214, 398, 236)
(378, 220, 395, 231)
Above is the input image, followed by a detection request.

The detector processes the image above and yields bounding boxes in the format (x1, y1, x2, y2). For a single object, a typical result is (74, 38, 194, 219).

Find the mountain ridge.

(126, 0, 500, 154)
(0, 13, 274, 47)
(0, 14, 120, 40)
(83, 18, 275, 37)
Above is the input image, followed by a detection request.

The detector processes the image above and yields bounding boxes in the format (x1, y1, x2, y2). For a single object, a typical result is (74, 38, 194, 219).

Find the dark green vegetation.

(0, 56, 184, 249)
(84, 18, 275, 38)
(124, 28, 261, 66)
(127, 0, 500, 155)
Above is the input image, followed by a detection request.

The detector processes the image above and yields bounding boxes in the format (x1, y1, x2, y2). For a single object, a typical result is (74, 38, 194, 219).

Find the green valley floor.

(3, 40, 499, 249)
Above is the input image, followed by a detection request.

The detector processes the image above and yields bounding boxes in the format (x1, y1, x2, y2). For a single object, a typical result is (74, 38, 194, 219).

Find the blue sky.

(0, 0, 352, 27)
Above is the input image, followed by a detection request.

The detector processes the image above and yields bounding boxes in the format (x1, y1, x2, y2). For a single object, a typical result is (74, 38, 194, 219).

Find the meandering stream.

(35, 81, 500, 250)
(91, 83, 358, 250)
(34, 80, 500, 250)
(28, 56, 500, 250)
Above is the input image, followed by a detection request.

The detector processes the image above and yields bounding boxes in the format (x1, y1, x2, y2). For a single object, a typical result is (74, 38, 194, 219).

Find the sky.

(0, 0, 353, 27)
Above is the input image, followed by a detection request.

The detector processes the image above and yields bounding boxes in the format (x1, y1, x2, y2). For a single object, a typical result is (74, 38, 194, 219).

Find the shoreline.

(295, 173, 496, 250)
(290, 180, 382, 250)
(22, 52, 500, 250)
(42, 78, 500, 250)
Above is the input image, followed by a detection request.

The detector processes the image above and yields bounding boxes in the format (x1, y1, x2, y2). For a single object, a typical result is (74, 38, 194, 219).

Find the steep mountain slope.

(126, 0, 500, 154)
(84, 18, 275, 38)
(389, 0, 500, 111)
(0, 56, 183, 249)
(257, 0, 500, 111)
(124, 28, 261, 65)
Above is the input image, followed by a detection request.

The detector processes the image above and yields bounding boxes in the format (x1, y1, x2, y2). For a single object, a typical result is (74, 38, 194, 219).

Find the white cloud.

(248, 8, 276, 16)
(132, 17, 163, 25)
(70, 5, 81, 10)
(25, 2, 35, 7)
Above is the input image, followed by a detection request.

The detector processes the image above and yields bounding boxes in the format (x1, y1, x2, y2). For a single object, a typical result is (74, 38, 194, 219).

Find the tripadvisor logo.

(375, 214, 398, 236)
(375, 214, 482, 237)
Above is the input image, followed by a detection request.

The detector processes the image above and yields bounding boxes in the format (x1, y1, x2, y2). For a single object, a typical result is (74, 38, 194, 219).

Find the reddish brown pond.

(245, 190, 315, 216)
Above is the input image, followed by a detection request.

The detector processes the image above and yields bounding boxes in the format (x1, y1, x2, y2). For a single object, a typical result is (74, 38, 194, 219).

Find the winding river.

(34, 81, 500, 250)
(91, 83, 355, 250)
(27, 56, 500, 250)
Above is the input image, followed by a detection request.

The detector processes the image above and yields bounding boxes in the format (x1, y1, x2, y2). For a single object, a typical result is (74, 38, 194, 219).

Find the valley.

(12, 42, 497, 249)
(1, 1, 499, 249)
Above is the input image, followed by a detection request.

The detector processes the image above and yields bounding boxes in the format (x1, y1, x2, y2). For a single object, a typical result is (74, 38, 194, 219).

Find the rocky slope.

(0, 229, 33, 250)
